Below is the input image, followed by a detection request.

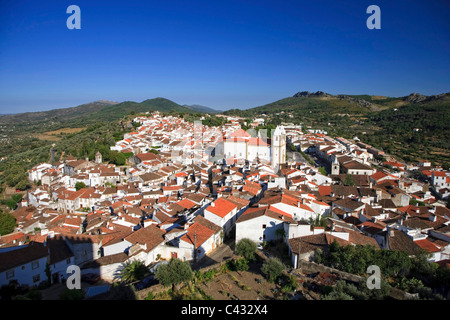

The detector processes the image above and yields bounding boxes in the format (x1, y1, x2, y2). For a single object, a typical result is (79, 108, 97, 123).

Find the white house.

(259, 193, 318, 222)
(123, 224, 167, 266)
(28, 163, 53, 183)
(235, 206, 294, 245)
(81, 252, 128, 282)
(203, 197, 238, 235)
(0, 242, 49, 287)
(47, 236, 76, 284)
(178, 215, 223, 262)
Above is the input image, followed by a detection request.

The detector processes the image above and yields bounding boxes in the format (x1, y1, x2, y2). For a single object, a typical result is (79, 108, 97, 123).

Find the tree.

(113, 152, 127, 166)
(344, 173, 355, 186)
(155, 258, 194, 291)
(14, 177, 29, 191)
(318, 167, 328, 176)
(322, 279, 391, 300)
(261, 257, 285, 283)
(0, 212, 16, 235)
(309, 214, 327, 228)
(75, 182, 86, 191)
(235, 238, 257, 261)
(2, 196, 21, 210)
(119, 260, 149, 283)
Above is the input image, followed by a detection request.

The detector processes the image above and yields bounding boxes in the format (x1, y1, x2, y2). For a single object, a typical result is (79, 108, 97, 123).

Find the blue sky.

(0, 0, 449, 113)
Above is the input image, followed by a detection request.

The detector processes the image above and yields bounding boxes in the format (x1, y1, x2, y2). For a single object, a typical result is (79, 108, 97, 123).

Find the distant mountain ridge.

(0, 98, 222, 125)
(2, 91, 447, 125)
(0, 98, 215, 132)
(182, 104, 222, 113)
(0, 100, 118, 123)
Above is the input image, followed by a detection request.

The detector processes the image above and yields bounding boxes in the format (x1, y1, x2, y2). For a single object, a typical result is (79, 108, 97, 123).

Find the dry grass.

(34, 127, 86, 141)
(371, 95, 387, 100)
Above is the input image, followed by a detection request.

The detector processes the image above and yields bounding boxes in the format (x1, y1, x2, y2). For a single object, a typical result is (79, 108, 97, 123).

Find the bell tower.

(331, 156, 340, 175)
(271, 126, 286, 172)
(95, 151, 102, 164)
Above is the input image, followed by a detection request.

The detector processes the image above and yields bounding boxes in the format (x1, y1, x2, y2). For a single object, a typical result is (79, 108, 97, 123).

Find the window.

(32, 261, 39, 270)
(6, 270, 14, 279)
(262, 224, 266, 229)
(66, 258, 71, 264)
(33, 274, 40, 283)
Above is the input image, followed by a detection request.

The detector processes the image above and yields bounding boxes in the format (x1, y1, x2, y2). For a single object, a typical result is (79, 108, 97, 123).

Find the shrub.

(261, 257, 285, 283)
(235, 238, 257, 261)
(226, 258, 249, 272)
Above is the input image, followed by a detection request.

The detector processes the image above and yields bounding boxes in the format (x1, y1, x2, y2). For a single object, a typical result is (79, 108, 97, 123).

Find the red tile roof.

(180, 222, 216, 247)
(414, 239, 441, 253)
(227, 129, 251, 139)
(206, 198, 237, 218)
(176, 198, 197, 209)
(318, 185, 332, 196)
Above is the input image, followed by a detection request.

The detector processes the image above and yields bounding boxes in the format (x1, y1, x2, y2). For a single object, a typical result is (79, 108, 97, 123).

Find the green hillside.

(224, 91, 450, 166)
(0, 97, 200, 191)
(0, 98, 196, 137)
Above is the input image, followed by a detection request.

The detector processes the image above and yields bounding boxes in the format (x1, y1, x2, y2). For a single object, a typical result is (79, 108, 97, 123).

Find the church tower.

(271, 126, 286, 172)
(331, 156, 340, 175)
(95, 151, 102, 164)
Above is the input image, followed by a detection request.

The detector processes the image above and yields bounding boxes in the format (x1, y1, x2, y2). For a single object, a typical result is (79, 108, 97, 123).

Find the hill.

(0, 97, 201, 173)
(0, 100, 118, 124)
(224, 91, 450, 166)
(0, 98, 199, 139)
(182, 104, 221, 114)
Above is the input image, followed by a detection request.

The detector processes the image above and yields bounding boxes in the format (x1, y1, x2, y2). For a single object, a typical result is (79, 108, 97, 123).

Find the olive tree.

(155, 258, 194, 291)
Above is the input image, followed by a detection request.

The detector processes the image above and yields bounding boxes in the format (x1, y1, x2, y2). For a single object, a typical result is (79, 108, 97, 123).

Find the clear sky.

(0, 0, 449, 113)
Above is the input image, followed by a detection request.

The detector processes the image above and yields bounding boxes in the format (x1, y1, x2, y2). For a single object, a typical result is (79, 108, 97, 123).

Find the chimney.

(429, 213, 437, 222)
